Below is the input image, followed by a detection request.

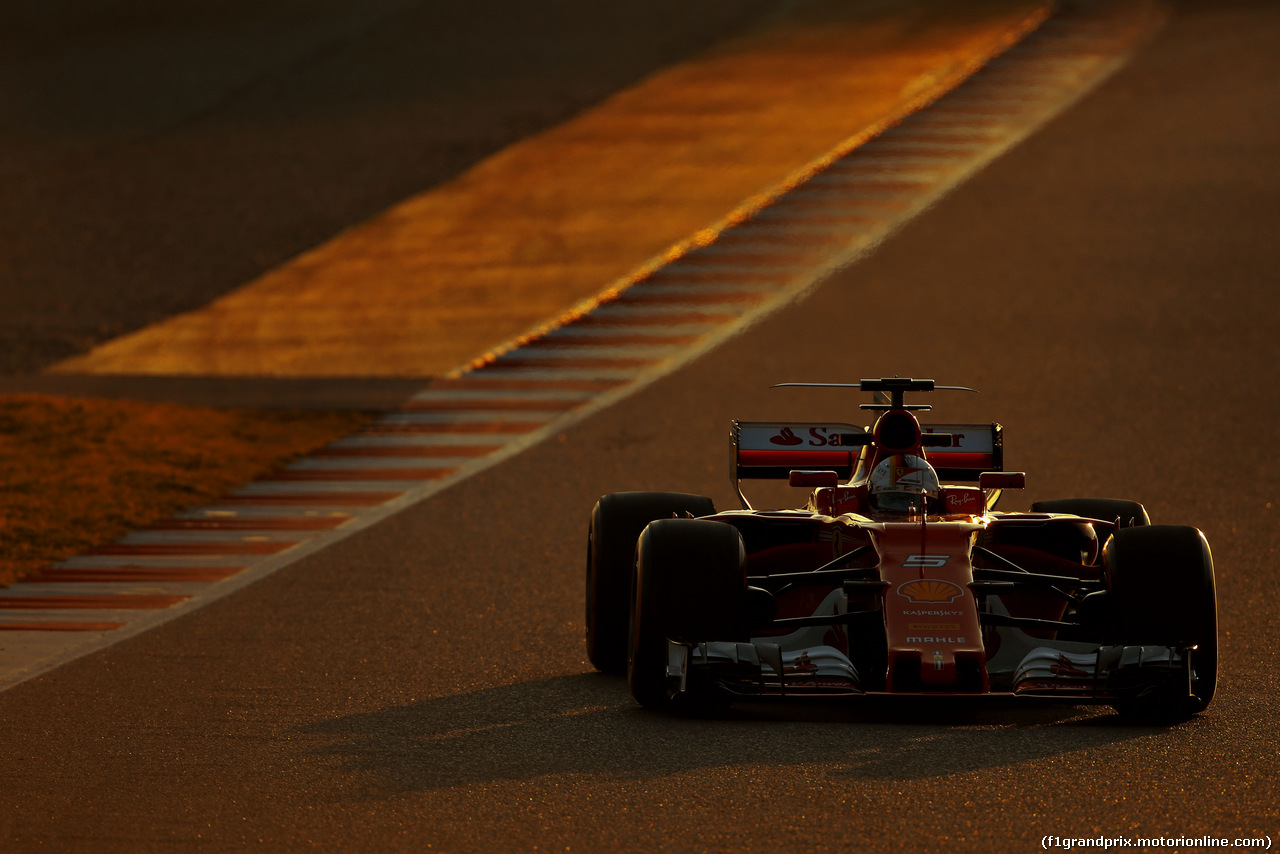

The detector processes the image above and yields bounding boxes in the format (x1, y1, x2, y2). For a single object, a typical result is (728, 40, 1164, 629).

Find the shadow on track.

(296, 673, 1164, 796)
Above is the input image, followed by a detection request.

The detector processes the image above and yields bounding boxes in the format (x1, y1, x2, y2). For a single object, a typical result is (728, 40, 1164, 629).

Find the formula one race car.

(585, 378, 1217, 720)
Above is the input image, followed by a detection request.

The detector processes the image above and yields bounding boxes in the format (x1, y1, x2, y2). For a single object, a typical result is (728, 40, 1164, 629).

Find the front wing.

(666, 639, 1199, 704)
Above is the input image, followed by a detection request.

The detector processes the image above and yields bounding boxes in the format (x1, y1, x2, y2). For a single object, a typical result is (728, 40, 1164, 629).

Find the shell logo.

(896, 579, 964, 604)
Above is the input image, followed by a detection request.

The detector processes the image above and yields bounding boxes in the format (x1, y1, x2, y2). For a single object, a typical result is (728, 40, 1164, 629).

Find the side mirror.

(789, 470, 840, 488)
(980, 472, 1026, 490)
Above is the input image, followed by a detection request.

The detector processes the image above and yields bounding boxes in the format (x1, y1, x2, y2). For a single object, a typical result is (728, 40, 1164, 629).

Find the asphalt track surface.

(0, 0, 778, 376)
(2, 0, 1278, 851)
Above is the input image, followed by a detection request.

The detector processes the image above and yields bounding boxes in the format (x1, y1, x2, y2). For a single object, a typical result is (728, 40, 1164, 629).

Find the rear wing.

(732, 422, 862, 481)
(924, 422, 1004, 482)
(731, 421, 1003, 483)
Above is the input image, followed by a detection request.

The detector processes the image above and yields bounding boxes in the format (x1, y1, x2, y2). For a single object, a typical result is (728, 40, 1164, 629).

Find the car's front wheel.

(586, 492, 715, 674)
(1104, 525, 1217, 719)
(628, 519, 744, 711)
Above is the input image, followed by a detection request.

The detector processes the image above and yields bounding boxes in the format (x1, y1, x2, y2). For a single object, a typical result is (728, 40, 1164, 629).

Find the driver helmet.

(867, 454, 941, 515)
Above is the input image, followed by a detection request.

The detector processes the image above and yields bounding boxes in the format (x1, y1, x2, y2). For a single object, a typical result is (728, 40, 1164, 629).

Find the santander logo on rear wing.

(732, 422, 864, 481)
(731, 420, 1004, 485)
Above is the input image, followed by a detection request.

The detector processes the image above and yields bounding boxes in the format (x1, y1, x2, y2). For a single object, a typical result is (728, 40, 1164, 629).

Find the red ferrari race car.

(586, 378, 1217, 720)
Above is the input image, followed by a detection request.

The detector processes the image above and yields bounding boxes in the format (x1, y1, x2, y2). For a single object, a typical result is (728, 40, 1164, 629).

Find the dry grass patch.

(0, 395, 371, 586)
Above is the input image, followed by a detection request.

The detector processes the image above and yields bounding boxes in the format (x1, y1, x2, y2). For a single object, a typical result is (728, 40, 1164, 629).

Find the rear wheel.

(1033, 498, 1148, 537)
(628, 519, 745, 710)
(1104, 525, 1217, 719)
(586, 492, 715, 674)
(1032, 498, 1149, 564)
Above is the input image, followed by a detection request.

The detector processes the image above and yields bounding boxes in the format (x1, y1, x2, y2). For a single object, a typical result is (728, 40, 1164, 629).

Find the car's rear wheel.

(586, 492, 715, 674)
(1031, 498, 1150, 565)
(1104, 525, 1217, 719)
(1032, 498, 1148, 535)
(628, 519, 745, 711)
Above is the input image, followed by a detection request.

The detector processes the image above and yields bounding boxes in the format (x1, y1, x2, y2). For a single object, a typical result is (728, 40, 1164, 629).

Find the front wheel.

(1104, 525, 1217, 719)
(628, 519, 745, 711)
(586, 492, 715, 674)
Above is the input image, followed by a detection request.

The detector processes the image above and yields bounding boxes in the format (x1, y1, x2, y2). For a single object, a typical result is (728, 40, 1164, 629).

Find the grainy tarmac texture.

(0, 0, 776, 374)
(1, 0, 1278, 851)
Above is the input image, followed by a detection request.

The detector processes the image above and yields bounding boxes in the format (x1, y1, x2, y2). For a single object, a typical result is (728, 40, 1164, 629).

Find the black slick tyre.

(586, 492, 715, 674)
(628, 519, 745, 711)
(1031, 498, 1150, 560)
(1104, 525, 1217, 719)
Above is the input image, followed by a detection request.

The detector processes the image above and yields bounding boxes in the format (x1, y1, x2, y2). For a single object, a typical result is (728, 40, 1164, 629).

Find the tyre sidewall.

(1105, 525, 1217, 714)
(628, 519, 744, 709)
(586, 492, 714, 673)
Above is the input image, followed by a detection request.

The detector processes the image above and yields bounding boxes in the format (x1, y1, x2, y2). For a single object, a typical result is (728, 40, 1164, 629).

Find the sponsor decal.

(809, 427, 837, 446)
(903, 555, 949, 568)
(888, 463, 927, 487)
(908, 622, 961, 631)
(783, 651, 817, 674)
(769, 427, 803, 446)
(946, 491, 982, 513)
(903, 609, 963, 616)
(896, 579, 964, 603)
(906, 636, 967, 644)
(894, 464, 918, 481)
(1050, 654, 1090, 678)
(768, 426, 846, 447)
